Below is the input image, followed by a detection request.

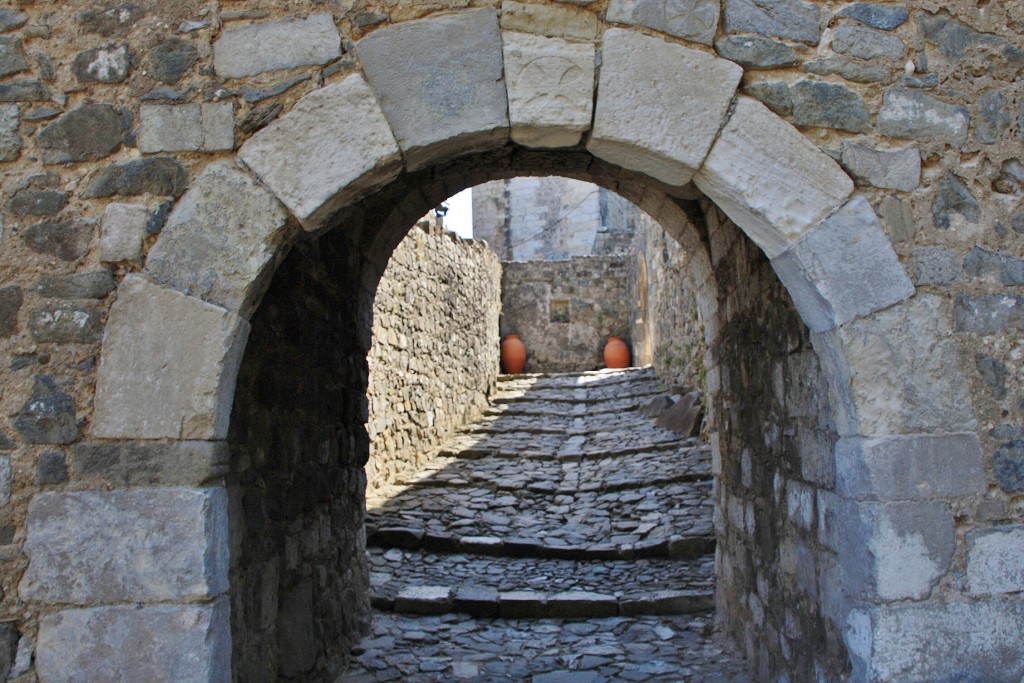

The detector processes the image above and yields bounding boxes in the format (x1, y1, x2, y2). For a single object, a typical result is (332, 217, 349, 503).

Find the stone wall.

(473, 177, 640, 259)
(630, 211, 707, 389)
(500, 257, 632, 372)
(366, 220, 501, 488)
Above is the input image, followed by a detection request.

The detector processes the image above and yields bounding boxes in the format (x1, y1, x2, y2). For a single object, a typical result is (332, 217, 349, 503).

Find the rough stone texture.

(500, 257, 631, 372)
(714, 35, 800, 69)
(214, 13, 340, 78)
(0, 37, 28, 78)
(932, 172, 980, 229)
(72, 44, 130, 83)
(953, 294, 1023, 335)
(742, 81, 792, 116)
(0, 82, 49, 102)
(500, 1, 599, 40)
(0, 103, 20, 161)
(967, 525, 1024, 595)
(72, 440, 229, 487)
(148, 38, 197, 84)
(848, 600, 1024, 683)
(964, 247, 1024, 286)
(8, 189, 67, 217)
(840, 143, 920, 191)
(139, 103, 234, 153)
(992, 440, 1024, 493)
(367, 220, 500, 487)
(22, 219, 94, 261)
(975, 89, 1011, 144)
(144, 160, 289, 316)
(239, 73, 402, 229)
(355, 9, 508, 171)
(835, 434, 986, 501)
(770, 196, 913, 332)
(100, 202, 149, 262)
(38, 104, 122, 164)
(0, 10, 28, 34)
(14, 375, 79, 445)
(29, 304, 102, 343)
(589, 29, 742, 187)
(35, 450, 68, 485)
(975, 353, 1007, 399)
(723, 0, 821, 44)
(20, 487, 228, 603)
(0, 285, 22, 337)
(503, 32, 595, 149)
(876, 89, 970, 145)
(819, 294, 977, 436)
(836, 3, 908, 30)
(83, 157, 189, 199)
(36, 600, 230, 683)
(790, 80, 870, 133)
(803, 56, 892, 83)
(832, 23, 905, 62)
(694, 96, 854, 257)
(606, 0, 720, 46)
(92, 275, 250, 440)
(912, 246, 961, 285)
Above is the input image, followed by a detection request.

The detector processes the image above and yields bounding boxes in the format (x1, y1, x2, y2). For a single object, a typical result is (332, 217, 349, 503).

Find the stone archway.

(21, 9, 996, 682)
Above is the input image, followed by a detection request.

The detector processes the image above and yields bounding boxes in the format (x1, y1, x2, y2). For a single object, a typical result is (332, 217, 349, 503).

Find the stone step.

(467, 410, 681, 435)
(394, 448, 712, 494)
(365, 526, 715, 562)
(492, 385, 667, 406)
(342, 611, 753, 682)
(368, 547, 714, 605)
(440, 428, 691, 461)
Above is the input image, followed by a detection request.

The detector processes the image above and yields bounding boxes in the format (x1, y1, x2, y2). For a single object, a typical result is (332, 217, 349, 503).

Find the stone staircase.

(341, 368, 751, 682)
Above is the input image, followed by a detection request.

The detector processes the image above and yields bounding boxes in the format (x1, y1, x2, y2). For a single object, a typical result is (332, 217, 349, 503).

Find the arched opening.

(30, 11, 997, 683)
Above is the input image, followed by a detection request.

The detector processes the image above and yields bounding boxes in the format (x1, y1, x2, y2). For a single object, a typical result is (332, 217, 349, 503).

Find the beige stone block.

(814, 294, 977, 437)
(503, 32, 595, 148)
(500, 1, 600, 40)
(144, 160, 289, 316)
(213, 13, 340, 78)
(92, 275, 250, 440)
(354, 8, 509, 170)
(694, 96, 854, 258)
(239, 74, 402, 230)
(588, 29, 742, 187)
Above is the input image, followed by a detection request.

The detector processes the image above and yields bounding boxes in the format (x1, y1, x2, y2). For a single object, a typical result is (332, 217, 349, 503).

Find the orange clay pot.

(604, 337, 630, 369)
(500, 334, 527, 374)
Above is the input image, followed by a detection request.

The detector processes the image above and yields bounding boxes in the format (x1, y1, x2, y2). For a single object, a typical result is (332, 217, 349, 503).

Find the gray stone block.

(144, 161, 289, 316)
(912, 246, 961, 285)
(35, 451, 67, 486)
(0, 37, 28, 78)
(963, 246, 1024, 286)
(239, 74, 402, 229)
(976, 89, 1012, 144)
(394, 586, 453, 615)
(742, 82, 792, 116)
(499, 591, 548, 618)
(835, 434, 986, 501)
(723, 0, 821, 44)
(0, 9, 28, 33)
(714, 35, 800, 69)
(14, 375, 79, 445)
(100, 202, 149, 263)
(967, 525, 1024, 595)
(355, 9, 508, 170)
(453, 585, 499, 617)
(84, 157, 189, 199)
(29, 304, 102, 343)
(877, 89, 970, 145)
(139, 103, 234, 153)
(589, 29, 742, 187)
(803, 56, 892, 83)
(791, 80, 871, 133)
(835, 3, 908, 30)
(976, 353, 1007, 399)
(36, 599, 230, 683)
(0, 104, 20, 161)
(832, 23, 905, 61)
(148, 38, 197, 84)
(953, 294, 1023, 335)
(72, 44, 130, 83)
(35, 270, 112, 300)
(92, 275, 250, 440)
(606, 0, 720, 45)
(72, 440, 229, 487)
(38, 104, 123, 164)
(932, 172, 980, 229)
(847, 599, 1024, 682)
(22, 219, 94, 262)
(827, 499, 954, 601)
(214, 13, 340, 78)
(21, 487, 228, 604)
(0, 285, 22, 337)
(546, 591, 617, 618)
(7, 189, 67, 216)
(992, 440, 1024, 493)
(0, 82, 50, 102)
(771, 196, 914, 333)
(840, 143, 920, 191)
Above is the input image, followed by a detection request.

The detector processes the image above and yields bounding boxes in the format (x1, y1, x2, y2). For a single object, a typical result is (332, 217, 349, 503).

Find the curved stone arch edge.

(21, 10, 995, 680)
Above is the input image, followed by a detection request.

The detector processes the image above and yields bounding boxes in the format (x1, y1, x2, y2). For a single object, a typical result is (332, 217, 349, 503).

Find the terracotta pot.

(604, 337, 630, 369)
(501, 334, 527, 374)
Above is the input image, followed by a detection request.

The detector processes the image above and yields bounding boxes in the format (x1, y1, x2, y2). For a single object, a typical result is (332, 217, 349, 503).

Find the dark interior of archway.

(226, 145, 848, 681)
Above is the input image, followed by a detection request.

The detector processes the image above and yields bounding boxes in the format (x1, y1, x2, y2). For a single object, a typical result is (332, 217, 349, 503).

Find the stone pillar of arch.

(21, 10, 1012, 682)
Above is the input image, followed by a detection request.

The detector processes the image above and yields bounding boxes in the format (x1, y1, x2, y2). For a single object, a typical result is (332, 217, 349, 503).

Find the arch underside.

(24, 9, 999, 683)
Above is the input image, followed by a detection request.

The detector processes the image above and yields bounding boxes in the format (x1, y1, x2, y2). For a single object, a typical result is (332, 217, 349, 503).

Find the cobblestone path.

(340, 368, 752, 682)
